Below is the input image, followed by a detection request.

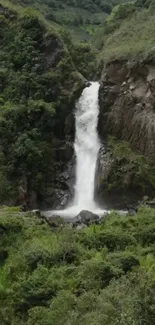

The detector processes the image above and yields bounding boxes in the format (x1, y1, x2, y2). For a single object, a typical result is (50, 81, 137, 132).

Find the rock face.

(40, 143, 75, 210)
(99, 60, 155, 160)
(43, 34, 64, 68)
(97, 60, 155, 207)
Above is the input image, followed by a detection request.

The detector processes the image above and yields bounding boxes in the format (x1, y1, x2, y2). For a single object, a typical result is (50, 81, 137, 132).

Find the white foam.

(73, 82, 101, 209)
(51, 205, 107, 218)
(45, 82, 107, 219)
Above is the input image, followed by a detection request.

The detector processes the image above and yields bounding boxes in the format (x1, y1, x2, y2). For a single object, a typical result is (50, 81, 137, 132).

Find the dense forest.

(6, 0, 130, 40)
(10, 0, 126, 12)
(0, 1, 97, 207)
(1, 0, 155, 324)
(9, 0, 131, 13)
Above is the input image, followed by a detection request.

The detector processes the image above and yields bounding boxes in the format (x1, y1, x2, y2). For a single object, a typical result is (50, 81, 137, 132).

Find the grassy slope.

(1, 206, 155, 324)
(53, 6, 107, 42)
(0, 0, 105, 41)
(96, 3, 155, 63)
(5, 0, 131, 42)
(102, 9, 155, 62)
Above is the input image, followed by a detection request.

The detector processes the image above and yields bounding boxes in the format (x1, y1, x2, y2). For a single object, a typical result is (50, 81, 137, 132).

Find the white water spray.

(48, 82, 106, 217)
(73, 81, 100, 210)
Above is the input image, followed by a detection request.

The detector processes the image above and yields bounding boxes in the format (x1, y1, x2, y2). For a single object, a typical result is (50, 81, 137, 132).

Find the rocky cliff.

(99, 60, 155, 159)
(97, 60, 155, 208)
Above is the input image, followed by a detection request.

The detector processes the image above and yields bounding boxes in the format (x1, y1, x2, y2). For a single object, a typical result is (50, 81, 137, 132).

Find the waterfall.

(73, 82, 100, 210)
(50, 81, 105, 217)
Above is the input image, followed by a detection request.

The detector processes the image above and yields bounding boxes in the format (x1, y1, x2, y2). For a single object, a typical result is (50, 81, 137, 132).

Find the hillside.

(7, 0, 130, 41)
(1, 206, 155, 325)
(0, 1, 92, 209)
(1, 1, 155, 324)
(95, 0, 155, 62)
(97, 0, 155, 204)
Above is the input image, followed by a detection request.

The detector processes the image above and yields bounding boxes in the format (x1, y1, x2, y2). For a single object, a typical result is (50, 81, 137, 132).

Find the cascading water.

(73, 81, 100, 210)
(50, 81, 106, 217)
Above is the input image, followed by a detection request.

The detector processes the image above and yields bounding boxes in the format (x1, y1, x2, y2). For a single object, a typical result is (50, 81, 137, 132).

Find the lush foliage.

(95, 0, 155, 62)
(10, 0, 128, 14)
(105, 137, 155, 193)
(60, 29, 98, 78)
(5, 0, 130, 41)
(0, 5, 85, 204)
(1, 206, 155, 324)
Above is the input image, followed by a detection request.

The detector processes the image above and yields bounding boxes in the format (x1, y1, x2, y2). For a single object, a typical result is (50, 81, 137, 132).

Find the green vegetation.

(1, 1, 155, 324)
(95, 0, 155, 63)
(1, 206, 155, 324)
(6, 0, 130, 41)
(60, 29, 98, 78)
(105, 137, 155, 193)
(0, 3, 87, 205)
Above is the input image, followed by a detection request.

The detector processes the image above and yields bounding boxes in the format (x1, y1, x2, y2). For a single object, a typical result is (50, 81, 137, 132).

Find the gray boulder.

(73, 210, 100, 227)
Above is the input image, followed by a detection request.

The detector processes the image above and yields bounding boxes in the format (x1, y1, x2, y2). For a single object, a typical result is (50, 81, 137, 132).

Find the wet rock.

(27, 190, 38, 210)
(85, 81, 91, 88)
(137, 196, 155, 209)
(54, 190, 70, 210)
(145, 198, 155, 208)
(65, 113, 75, 136)
(41, 149, 75, 210)
(31, 209, 41, 217)
(73, 210, 100, 226)
(95, 145, 113, 194)
(51, 140, 73, 162)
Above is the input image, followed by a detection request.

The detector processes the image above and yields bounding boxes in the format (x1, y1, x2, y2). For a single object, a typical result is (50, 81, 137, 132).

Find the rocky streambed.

(31, 196, 155, 229)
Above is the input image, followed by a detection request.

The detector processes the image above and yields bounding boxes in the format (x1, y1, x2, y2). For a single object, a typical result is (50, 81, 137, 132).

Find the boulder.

(85, 81, 91, 88)
(73, 210, 100, 226)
